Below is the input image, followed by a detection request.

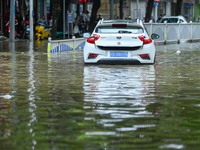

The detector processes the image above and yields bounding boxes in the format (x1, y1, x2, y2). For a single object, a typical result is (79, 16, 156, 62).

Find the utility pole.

(155, 4, 158, 22)
(63, 0, 66, 39)
(30, 0, 34, 41)
(154, 0, 159, 22)
(110, 0, 114, 19)
(136, 0, 140, 19)
(9, 0, 15, 41)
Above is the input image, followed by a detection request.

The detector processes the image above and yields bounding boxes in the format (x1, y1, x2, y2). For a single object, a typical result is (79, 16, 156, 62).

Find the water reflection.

(1, 41, 200, 149)
(83, 65, 157, 135)
(27, 42, 37, 150)
(0, 42, 16, 146)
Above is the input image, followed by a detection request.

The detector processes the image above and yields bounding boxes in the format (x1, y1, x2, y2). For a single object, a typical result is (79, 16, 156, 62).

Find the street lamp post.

(9, 0, 15, 41)
(136, 0, 139, 19)
(29, 0, 34, 41)
(63, 0, 66, 39)
(154, 0, 159, 22)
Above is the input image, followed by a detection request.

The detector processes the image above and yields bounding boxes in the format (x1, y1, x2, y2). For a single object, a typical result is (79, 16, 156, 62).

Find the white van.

(159, 16, 188, 23)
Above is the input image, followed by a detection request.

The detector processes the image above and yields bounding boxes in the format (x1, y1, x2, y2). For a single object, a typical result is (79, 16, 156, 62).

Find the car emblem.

(116, 36, 121, 39)
(117, 42, 121, 45)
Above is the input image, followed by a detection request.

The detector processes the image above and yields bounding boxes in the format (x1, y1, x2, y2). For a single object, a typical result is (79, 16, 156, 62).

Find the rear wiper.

(118, 30, 132, 33)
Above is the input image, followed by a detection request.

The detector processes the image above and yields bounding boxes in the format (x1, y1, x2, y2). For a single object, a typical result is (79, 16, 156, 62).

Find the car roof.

(161, 16, 185, 19)
(159, 16, 187, 23)
(101, 19, 137, 23)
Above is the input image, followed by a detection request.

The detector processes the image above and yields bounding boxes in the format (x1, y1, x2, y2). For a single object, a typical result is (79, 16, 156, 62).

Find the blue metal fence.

(47, 37, 86, 53)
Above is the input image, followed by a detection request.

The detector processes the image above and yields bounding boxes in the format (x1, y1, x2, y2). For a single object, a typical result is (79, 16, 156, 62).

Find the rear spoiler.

(136, 19, 149, 37)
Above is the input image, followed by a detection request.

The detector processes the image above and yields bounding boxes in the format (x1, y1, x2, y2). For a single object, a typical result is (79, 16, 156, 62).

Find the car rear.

(83, 22, 156, 65)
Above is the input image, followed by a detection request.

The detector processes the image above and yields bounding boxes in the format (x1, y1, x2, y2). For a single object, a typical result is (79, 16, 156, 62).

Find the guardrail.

(47, 37, 86, 53)
(47, 23, 200, 53)
(145, 22, 200, 44)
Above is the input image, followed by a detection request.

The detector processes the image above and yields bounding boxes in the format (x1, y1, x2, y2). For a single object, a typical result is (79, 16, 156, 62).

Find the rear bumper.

(83, 43, 156, 65)
(84, 59, 155, 65)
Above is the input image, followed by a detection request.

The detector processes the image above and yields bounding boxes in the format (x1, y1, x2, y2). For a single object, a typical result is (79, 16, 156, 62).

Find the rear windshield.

(95, 26, 144, 34)
(160, 18, 179, 23)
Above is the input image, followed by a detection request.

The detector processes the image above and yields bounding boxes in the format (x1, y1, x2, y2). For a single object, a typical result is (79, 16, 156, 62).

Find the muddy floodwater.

(0, 40, 200, 150)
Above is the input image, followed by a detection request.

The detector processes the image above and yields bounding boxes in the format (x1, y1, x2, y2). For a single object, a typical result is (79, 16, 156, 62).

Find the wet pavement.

(0, 40, 200, 149)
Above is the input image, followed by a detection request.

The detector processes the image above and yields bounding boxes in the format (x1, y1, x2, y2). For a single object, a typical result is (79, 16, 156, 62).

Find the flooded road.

(0, 40, 200, 149)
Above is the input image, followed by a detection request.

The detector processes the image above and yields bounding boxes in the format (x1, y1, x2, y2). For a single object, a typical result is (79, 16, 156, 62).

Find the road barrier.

(145, 22, 200, 44)
(47, 23, 200, 53)
(47, 37, 86, 53)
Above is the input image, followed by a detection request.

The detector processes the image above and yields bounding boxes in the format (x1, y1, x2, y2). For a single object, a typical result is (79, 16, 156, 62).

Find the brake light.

(88, 53, 99, 59)
(112, 24, 127, 28)
(138, 35, 152, 44)
(87, 34, 100, 44)
(139, 53, 150, 60)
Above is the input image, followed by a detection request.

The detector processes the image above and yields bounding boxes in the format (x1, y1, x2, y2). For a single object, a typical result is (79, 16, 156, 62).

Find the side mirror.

(151, 33, 159, 39)
(83, 33, 91, 38)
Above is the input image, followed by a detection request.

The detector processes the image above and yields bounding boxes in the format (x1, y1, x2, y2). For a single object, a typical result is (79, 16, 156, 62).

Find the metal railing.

(47, 37, 86, 53)
(144, 22, 200, 44)
(47, 23, 200, 53)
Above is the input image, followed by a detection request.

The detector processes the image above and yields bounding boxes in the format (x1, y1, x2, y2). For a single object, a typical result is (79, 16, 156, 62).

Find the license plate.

(110, 52, 128, 57)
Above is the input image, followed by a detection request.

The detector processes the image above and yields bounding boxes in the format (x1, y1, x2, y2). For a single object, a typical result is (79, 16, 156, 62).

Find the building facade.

(97, 0, 200, 22)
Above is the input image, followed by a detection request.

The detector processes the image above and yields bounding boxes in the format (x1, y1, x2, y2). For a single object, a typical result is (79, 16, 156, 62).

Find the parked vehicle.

(35, 23, 51, 40)
(83, 19, 159, 65)
(23, 24, 30, 39)
(158, 16, 188, 23)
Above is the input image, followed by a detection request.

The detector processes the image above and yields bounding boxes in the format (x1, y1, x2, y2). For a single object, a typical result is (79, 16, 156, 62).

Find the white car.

(158, 16, 188, 23)
(83, 19, 159, 65)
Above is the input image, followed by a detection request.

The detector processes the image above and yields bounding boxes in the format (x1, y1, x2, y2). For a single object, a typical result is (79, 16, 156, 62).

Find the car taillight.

(87, 34, 100, 44)
(138, 35, 152, 44)
(139, 53, 150, 60)
(88, 53, 99, 59)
